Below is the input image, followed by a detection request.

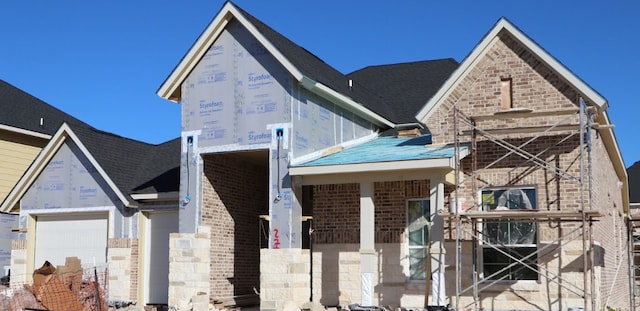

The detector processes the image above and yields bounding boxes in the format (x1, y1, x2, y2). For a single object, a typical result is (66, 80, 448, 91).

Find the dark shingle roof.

(71, 125, 180, 201)
(347, 59, 459, 124)
(0, 80, 91, 135)
(628, 161, 640, 203)
(233, 4, 459, 126)
(233, 4, 397, 124)
(0, 80, 180, 202)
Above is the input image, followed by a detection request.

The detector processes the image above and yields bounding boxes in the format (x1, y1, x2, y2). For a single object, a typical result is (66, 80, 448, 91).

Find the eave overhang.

(0, 124, 51, 140)
(416, 17, 608, 123)
(414, 17, 626, 215)
(290, 145, 469, 186)
(156, 2, 394, 129)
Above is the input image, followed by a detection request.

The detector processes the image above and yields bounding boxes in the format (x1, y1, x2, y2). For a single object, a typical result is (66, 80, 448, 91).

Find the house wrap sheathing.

(158, 2, 630, 310)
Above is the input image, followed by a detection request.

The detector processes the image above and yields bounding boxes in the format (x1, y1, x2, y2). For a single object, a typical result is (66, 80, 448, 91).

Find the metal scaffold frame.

(451, 99, 602, 311)
(628, 209, 640, 310)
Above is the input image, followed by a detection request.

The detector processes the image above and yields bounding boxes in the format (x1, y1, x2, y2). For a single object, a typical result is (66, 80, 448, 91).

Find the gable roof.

(414, 17, 628, 213)
(347, 59, 459, 124)
(0, 80, 92, 138)
(157, 1, 395, 128)
(416, 18, 607, 122)
(1, 123, 180, 212)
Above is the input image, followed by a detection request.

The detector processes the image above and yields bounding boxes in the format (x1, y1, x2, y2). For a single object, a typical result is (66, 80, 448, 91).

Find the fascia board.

(416, 18, 607, 122)
(296, 169, 452, 186)
(597, 111, 629, 213)
(131, 191, 179, 201)
(290, 157, 455, 177)
(0, 124, 51, 140)
(157, 6, 232, 101)
(157, 3, 305, 102)
(502, 20, 607, 110)
(415, 27, 502, 122)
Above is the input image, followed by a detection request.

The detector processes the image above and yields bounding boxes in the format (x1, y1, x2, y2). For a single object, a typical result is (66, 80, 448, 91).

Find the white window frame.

(406, 198, 430, 281)
(479, 187, 538, 282)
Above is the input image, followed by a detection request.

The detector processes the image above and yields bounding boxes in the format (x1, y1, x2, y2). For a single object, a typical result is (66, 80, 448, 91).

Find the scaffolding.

(450, 100, 608, 311)
(629, 208, 640, 310)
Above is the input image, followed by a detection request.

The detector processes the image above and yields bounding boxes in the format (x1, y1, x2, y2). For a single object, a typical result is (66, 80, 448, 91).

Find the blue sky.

(1, 1, 639, 166)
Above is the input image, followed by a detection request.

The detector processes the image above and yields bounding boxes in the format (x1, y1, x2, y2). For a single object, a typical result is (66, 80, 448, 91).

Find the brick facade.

(201, 153, 268, 302)
(311, 180, 431, 307)
(424, 33, 630, 310)
(312, 180, 430, 245)
(306, 30, 630, 311)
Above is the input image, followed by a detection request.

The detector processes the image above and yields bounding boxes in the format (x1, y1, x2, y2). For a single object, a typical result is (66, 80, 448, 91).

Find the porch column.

(429, 178, 446, 306)
(360, 181, 375, 306)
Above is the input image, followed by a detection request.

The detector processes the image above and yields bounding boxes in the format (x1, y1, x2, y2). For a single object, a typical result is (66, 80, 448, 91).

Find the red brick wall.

(202, 153, 268, 300)
(312, 180, 430, 244)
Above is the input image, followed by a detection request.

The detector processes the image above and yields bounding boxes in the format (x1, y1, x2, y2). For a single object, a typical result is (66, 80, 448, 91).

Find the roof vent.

(348, 79, 353, 91)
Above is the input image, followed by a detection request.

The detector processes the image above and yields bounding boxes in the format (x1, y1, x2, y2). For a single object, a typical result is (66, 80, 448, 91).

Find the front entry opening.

(203, 151, 268, 307)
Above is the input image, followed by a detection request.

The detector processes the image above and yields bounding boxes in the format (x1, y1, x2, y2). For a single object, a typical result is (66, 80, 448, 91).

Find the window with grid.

(407, 199, 430, 281)
(481, 187, 538, 281)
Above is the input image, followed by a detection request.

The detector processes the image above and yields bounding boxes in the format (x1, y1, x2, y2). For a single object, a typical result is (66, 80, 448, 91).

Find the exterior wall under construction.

(423, 31, 630, 310)
(175, 17, 378, 308)
(310, 181, 432, 308)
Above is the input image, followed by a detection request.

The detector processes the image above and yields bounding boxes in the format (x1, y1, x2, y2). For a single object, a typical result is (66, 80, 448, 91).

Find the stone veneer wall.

(10, 239, 27, 285)
(168, 226, 211, 310)
(312, 244, 430, 309)
(311, 181, 431, 309)
(260, 248, 310, 310)
(107, 238, 137, 301)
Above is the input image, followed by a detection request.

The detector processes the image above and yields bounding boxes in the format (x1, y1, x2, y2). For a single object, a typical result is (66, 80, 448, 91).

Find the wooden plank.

(461, 124, 580, 136)
(445, 210, 602, 220)
(471, 108, 578, 121)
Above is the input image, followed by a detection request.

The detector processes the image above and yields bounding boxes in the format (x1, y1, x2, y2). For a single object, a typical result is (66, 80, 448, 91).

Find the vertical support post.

(584, 99, 597, 311)
(428, 179, 447, 307)
(360, 181, 375, 307)
(579, 98, 591, 311)
(453, 107, 461, 309)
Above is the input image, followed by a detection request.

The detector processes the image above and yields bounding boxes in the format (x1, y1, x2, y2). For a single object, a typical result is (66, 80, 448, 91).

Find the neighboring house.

(0, 80, 93, 204)
(0, 105, 181, 304)
(0, 80, 96, 278)
(627, 161, 640, 308)
(157, 2, 630, 311)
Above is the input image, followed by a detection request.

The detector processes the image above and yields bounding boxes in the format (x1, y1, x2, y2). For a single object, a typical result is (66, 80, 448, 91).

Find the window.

(481, 187, 537, 281)
(407, 199, 430, 280)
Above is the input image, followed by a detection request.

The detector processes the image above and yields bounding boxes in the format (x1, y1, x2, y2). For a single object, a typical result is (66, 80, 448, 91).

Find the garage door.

(146, 211, 179, 305)
(34, 214, 108, 269)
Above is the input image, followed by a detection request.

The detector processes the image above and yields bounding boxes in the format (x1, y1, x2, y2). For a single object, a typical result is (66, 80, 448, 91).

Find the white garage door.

(34, 214, 108, 269)
(146, 211, 179, 305)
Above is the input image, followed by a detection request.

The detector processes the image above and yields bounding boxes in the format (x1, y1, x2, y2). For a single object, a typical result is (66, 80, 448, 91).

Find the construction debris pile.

(0, 257, 108, 311)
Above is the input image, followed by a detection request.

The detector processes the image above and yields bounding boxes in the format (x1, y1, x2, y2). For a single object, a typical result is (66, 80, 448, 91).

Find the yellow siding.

(0, 131, 47, 202)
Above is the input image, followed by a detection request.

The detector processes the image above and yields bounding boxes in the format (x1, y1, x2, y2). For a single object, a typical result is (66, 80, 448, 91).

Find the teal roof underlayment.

(297, 135, 466, 167)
